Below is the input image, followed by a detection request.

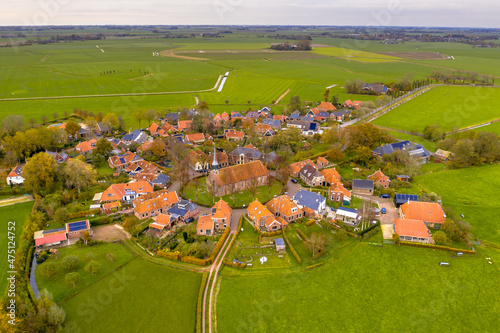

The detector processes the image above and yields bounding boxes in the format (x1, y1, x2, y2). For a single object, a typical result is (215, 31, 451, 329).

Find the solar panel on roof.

(68, 221, 88, 232)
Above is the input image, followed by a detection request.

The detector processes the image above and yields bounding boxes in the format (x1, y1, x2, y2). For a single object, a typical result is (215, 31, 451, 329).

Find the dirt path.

(129, 73, 154, 81)
(0, 195, 33, 207)
(40, 54, 50, 62)
(160, 50, 209, 61)
(274, 88, 291, 104)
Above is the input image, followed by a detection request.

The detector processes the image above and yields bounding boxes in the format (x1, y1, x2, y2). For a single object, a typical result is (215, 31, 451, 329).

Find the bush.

(39, 262, 57, 278)
(283, 232, 302, 264)
(296, 228, 308, 240)
(84, 260, 101, 275)
(398, 241, 476, 254)
(392, 233, 400, 244)
(433, 231, 449, 246)
(305, 219, 316, 227)
(37, 251, 49, 264)
(65, 272, 80, 288)
(336, 229, 348, 242)
(62, 255, 79, 271)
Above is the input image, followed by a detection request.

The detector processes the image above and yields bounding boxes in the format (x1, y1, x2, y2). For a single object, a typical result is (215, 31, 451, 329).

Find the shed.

(352, 179, 374, 195)
(275, 238, 286, 251)
(92, 192, 103, 202)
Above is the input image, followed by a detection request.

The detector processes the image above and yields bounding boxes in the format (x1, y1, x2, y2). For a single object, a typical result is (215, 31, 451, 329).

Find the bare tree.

(303, 233, 327, 258)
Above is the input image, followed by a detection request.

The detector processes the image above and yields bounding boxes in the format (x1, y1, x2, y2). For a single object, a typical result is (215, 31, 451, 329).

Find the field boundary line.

(274, 88, 291, 104)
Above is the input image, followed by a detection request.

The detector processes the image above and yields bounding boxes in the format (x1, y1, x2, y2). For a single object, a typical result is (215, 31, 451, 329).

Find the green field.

(61, 258, 201, 333)
(0, 201, 34, 293)
(416, 164, 500, 244)
(373, 86, 500, 133)
(217, 240, 500, 333)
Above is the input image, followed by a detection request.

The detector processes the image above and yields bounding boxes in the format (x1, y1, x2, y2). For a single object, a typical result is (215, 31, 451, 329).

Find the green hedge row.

(283, 231, 302, 265)
(305, 219, 316, 227)
(224, 261, 247, 268)
(306, 262, 324, 270)
(296, 228, 308, 240)
(68, 209, 100, 219)
(308, 151, 328, 160)
(358, 221, 380, 236)
(399, 241, 476, 254)
(196, 273, 208, 333)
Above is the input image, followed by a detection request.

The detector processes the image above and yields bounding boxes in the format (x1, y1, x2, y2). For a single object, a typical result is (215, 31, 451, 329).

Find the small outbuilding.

(275, 238, 286, 252)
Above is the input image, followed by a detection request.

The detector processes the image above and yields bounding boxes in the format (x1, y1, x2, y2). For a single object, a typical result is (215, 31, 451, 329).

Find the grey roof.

(372, 140, 431, 160)
(301, 116, 314, 122)
(229, 147, 262, 160)
(42, 227, 66, 235)
(299, 164, 323, 181)
(231, 112, 244, 118)
(293, 190, 326, 212)
(290, 114, 301, 120)
(168, 200, 199, 217)
(317, 111, 330, 118)
(394, 193, 418, 204)
(152, 173, 170, 186)
(275, 238, 285, 246)
(337, 206, 358, 214)
(263, 151, 278, 163)
(164, 113, 179, 122)
(246, 111, 260, 118)
(292, 110, 301, 115)
(122, 129, 141, 142)
(352, 179, 374, 190)
(262, 119, 281, 128)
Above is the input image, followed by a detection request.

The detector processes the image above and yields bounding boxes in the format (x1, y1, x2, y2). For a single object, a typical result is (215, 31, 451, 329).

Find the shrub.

(433, 231, 449, 246)
(84, 260, 101, 275)
(336, 229, 348, 242)
(37, 251, 49, 264)
(65, 272, 80, 288)
(392, 233, 400, 244)
(283, 232, 302, 264)
(305, 219, 316, 227)
(39, 262, 57, 278)
(62, 255, 79, 271)
(296, 228, 308, 240)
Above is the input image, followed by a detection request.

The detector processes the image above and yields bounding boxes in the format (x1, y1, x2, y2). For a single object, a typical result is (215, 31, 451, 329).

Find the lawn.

(35, 242, 136, 302)
(183, 177, 283, 207)
(416, 164, 500, 245)
(373, 86, 500, 133)
(312, 46, 401, 63)
(61, 258, 202, 333)
(217, 241, 500, 333)
(0, 201, 34, 293)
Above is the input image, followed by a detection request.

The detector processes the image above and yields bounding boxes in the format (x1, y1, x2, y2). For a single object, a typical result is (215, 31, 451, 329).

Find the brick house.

(329, 181, 352, 205)
(399, 201, 446, 229)
(207, 160, 269, 197)
(299, 164, 325, 187)
(265, 195, 304, 223)
(133, 190, 180, 220)
(197, 199, 231, 236)
(247, 199, 288, 232)
(367, 169, 390, 189)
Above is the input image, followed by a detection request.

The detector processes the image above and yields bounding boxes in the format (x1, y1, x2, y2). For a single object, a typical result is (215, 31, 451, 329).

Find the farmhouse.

(367, 169, 390, 189)
(334, 207, 360, 226)
(352, 179, 374, 195)
(247, 199, 288, 232)
(101, 181, 153, 203)
(6, 165, 25, 185)
(293, 190, 326, 216)
(400, 201, 446, 229)
(394, 218, 431, 244)
(207, 160, 269, 197)
(342, 100, 362, 109)
(299, 164, 325, 187)
(34, 220, 92, 248)
(266, 195, 304, 223)
(372, 140, 431, 164)
(133, 190, 180, 220)
(197, 199, 231, 236)
(184, 133, 206, 144)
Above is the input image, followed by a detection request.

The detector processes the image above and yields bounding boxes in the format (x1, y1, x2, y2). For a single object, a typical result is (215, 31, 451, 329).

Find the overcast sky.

(2, 0, 499, 28)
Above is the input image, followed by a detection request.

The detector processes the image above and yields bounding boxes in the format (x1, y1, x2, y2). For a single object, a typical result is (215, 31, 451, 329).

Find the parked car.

(291, 178, 298, 183)
(185, 217, 195, 223)
(379, 194, 390, 199)
(381, 207, 387, 214)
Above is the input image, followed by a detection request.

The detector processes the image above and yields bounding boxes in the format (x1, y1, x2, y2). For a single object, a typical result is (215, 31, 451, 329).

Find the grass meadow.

(216, 240, 500, 333)
(61, 258, 201, 333)
(0, 201, 34, 293)
(372, 86, 500, 133)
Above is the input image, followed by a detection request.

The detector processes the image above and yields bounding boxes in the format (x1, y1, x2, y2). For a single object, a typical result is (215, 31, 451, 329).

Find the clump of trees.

(270, 39, 311, 51)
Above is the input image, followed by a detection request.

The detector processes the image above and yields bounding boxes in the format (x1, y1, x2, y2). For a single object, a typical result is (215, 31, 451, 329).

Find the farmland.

(217, 240, 500, 333)
(61, 258, 201, 333)
(372, 86, 500, 133)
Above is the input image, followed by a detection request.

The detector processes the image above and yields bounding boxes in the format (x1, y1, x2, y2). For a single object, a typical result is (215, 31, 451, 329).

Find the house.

(207, 160, 269, 197)
(213, 111, 230, 124)
(299, 164, 325, 187)
(208, 151, 229, 169)
(301, 116, 314, 123)
(372, 141, 431, 164)
(149, 173, 171, 188)
(306, 108, 320, 118)
(231, 112, 244, 121)
(150, 122, 176, 137)
(342, 100, 362, 109)
(329, 181, 351, 205)
(184, 133, 206, 144)
(263, 151, 279, 165)
(96, 122, 111, 136)
(293, 190, 326, 216)
(289, 113, 301, 120)
(45, 151, 70, 164)
(400, 201, 446, 229)
(225, 129, 245, 141)
(137, 140, 167, 155)
(167, 199, 200, 222)
(320, 167, 341, 186)
(362, 83, 389, 95)
(273, 115, 288, 122)
(197, 199, 231, 236)
(148, 122, 161, 136)
(334, 207, 360, 226)
(394, 218, 431, 244)
(101, 181, 154, 203)
(287, 119, 310, 131)
(263, 119, 282, 131)
(48, 123, 66, 130)
(352, 179, 374, 195)
(315, 112, 331, 122)
(149, 214, 177, 233)
(396, 175, 411, 182)
(125, 160, 160, 176)
(275, 238, 286, 251)
(246, 111, 260, 120)
(228, 147, 263, 165)
(316, 101, 337, 112)
(247, 200, 288, 232)
(316, 156, 328, 168)
(108, 152, 144, 170)
(122, 129, 149, 146)
(133, 190, 179, 219)
(34, 220, 92, 248)
(66, 220, 92, 240)
(434, 149, 454, 163)
(289, 160, 316, 178)
(164, 113, 179, 124)
(367, 169, 390, 189)
(394, 193, 418, 208)
(75, 139, 97, 155)
(101, 201, 121, 215)
(177, 120, 193, 132)
(255, 124, 274, 136)
(6, 165, 25, 185)
(266, 195, 304, 223)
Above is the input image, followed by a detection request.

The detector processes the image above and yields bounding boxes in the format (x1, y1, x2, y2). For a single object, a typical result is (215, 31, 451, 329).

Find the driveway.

(92, 224, 129, 242)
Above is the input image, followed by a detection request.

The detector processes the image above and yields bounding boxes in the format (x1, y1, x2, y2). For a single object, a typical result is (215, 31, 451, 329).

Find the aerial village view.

(0, 1, 499, 332)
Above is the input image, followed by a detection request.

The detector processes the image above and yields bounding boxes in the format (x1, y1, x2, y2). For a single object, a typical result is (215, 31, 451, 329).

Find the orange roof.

(132, 189, 175, 206)
(263, 215, 288, 228)
(320, 167, 341, 184)
(75, 139, 97, 153)
(289, 160, 316, 174)
(212, 199, 232, 220)
(343, 99, 353, 106)
(137, 141, 154, 152)
(244, 144, 257, 150)
(8, 165, 23, 178)
(149, 122, 159, 134)
(109, 151, 140, 167)
(310, 108, 320, 116)
(401, 201, 446, 224)
(353, 101, 362, 109)
(255, 124, 273, 134)
(266, 195, 303, 217)
(273, 115, 287, 121)
(367, 169, 389, 182)
(101, 181, 154, 202)
(394, 218, 430, 239)
(247, 200, 273, 221)
(178, 120, 192, 131)
(156, 214, 174, 226)
(211, 160, 268, 186)
(330, 181, 351, 198)
(185, 133, 205, 143)
(103, 201, 121, 210)
(126, 160, 159, 174)
(197, 214, 214, 231)
(134, 191, 179, 214)
(317, 102, 336, 111)
(208, 151, 228, 165)
(317, 156, 328, 165)
(225, 130, 245, 139)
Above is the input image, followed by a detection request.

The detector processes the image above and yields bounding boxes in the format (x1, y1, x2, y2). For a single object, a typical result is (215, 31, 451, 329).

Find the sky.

(2, 0, 499, 28)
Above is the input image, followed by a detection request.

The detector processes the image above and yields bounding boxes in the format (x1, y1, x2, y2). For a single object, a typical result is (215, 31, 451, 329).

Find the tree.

(84, 117, 98, 137)
(123, 216, 139, 235)
(423, 124, 446, 142)
(353, 146, 373, 166)
(451, 139, 478, 167)
(96, 112, 104, 122)
(172, 156, 191, 191)
(433, 230, 449, 246)
(54, 207, 68, 224)
(248, 178, 259, 200)
(326, 143, 345, 162)
(82, 231, 91, 245)
(65, 120, 81, 138)
(323, 88, 330, 102)
(392, 233, 400, 244)
(2, 114, 25, 135)
(303, 232, 327, 258)
(198, 100, 209, 110)
(144, 109, 158, 125)
(23, 152, 57, 195)
(274, 156, 290, 192)
(150, 139, 166, 157)
(28, 117, 37, 128)
(61, 159, 98, 194)
(94, 137, 113, 156)
(52, 112, 59, 120)
(442, 220, 462, 242)
(133, 109, 145, 128)
(41, 114, 48, 123)
(91, 153, 106, 167)
(39, 262, 57, 278)
(65, 272, 80, 288)
(274, 127, 302, 150)
(84, 260, 101, 275)
(288, 95, 301, 112)
(62, 255, 79, 271)
(102, 113, 119, 130)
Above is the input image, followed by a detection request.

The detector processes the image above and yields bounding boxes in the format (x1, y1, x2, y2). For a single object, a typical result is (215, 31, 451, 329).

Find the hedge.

(68, 209, 100, 219)
(306, 262, 324, 270)
(25, 246, 36, 302)
(358, 221, 380, 236)
(224, 260, 247, 268)
(208, 226, 231, 263)
(283, 231, 302, 265)
(196, 273, 209, 333)
(399, 241, 476, 254)
(308, 151, 327, 160)
(296, 228, 308, 240)
(157, 250, 179, 260)
(305, 219, 316, 227)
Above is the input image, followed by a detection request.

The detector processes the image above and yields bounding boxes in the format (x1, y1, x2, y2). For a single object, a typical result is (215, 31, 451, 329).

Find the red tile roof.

(178, 120, 193, 131)
(367, 169, 389, 182)
(185, 133, 206, 143)
(247, 200, 273, 221)
(197, 214, 214, 231)
(211, 160, 269, 186)
(75, 139, 97, 153)
(290, 160, 316, 175)
(35, 232, 67, 246)
(317, 102, 337, 111)
(225, 130, 245, 140)
(101, 181, 154, 202)
(401, 201, 446, 224)
(266, 195, 303, 217)
(394, 218, 430, 239)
